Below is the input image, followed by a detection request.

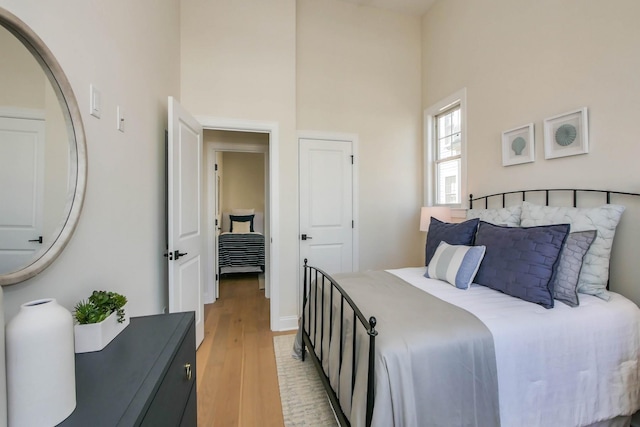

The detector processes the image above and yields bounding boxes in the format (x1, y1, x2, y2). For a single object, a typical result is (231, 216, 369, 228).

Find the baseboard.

(278, 315, 298, 332)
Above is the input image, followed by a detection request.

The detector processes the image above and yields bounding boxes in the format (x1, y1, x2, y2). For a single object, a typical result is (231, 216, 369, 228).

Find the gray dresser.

(59, 312, 197, 426)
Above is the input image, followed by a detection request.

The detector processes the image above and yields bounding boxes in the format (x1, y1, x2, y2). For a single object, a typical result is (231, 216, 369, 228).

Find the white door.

(213, 153, 221, 300)
(167, 96, 204, 348)
(0, 116, 45, 274)
(299, 138, 354, 274)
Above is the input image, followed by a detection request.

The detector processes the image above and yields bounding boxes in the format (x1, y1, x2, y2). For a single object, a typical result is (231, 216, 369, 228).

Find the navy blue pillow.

(425, 218, 479, 266)
(229, 214, 255, 232)
(474, 221, 570, 309)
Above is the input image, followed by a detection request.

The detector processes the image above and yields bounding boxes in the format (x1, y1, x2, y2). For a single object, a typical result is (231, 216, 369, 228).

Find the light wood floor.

(196, 274, 292, 426)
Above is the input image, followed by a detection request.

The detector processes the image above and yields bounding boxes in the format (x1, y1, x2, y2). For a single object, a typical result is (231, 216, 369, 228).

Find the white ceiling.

(338, 0, 437, 16)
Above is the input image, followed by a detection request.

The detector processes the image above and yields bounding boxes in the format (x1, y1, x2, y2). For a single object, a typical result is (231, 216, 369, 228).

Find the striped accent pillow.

(424, 242, 486, 289)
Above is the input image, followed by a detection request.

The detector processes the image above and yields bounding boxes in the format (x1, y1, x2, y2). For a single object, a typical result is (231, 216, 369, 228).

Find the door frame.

(297, 130, 360, 314)
(198, 116, 280, 332)
(206, 141, 269, 303)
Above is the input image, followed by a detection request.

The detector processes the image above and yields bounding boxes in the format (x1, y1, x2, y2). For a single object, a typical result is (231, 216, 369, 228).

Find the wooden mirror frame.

(0, 7, 87, 285)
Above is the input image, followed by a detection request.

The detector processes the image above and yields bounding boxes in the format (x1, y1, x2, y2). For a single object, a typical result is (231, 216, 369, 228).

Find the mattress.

(387, 267, 640, 427)
(218, 232, 265, 272)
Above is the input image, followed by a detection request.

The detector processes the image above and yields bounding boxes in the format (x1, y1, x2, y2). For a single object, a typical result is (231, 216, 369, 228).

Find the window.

(424, 88, 467, 208)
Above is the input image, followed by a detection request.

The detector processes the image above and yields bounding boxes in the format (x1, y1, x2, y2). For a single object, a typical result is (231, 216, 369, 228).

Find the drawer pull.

(184, 363, 192, 381)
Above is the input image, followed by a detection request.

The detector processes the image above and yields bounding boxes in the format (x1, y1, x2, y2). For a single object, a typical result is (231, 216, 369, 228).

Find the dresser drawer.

(141, 320, 196, 426)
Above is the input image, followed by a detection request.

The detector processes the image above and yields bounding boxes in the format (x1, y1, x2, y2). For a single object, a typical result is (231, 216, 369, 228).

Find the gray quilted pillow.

(553, 230, 597, 307)
(520, 202, 625, 301)
(474, 221, 570, 308)
(466, 205, 521, 227)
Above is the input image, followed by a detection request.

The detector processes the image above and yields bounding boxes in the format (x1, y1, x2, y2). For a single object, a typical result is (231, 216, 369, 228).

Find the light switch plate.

(90, 84, 101, 118)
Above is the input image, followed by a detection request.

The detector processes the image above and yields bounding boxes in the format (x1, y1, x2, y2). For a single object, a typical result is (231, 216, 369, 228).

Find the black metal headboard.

(469, 189, 640, 209)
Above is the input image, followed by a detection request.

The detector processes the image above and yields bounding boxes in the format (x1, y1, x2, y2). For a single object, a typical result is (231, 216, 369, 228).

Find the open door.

(167, 96, 204, 348)
(214, 153, 221, 300)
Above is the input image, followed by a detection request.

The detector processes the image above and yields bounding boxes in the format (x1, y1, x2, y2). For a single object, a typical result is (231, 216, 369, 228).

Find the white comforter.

(388, 267, 640, 427)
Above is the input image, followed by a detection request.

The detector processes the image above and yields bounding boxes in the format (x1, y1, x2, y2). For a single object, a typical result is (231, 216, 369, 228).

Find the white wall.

(297, 0, 424, 270)
(181, 0, 423, 328)
(0, 0, 181, 320)
(220, 152, 265, 214)
(422, 0, 640, 304)
(181, 0, 298, 327)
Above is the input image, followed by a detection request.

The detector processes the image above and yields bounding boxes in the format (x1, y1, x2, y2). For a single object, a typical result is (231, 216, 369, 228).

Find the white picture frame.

(502, 123, 535, 166)
(544, 107, 589, 159)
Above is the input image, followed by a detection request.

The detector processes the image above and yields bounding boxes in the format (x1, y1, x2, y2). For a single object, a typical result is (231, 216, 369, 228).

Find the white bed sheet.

(387, 267, 640, 427)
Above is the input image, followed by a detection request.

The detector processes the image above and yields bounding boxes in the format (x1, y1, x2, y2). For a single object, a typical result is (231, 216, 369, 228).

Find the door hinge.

(352, 220, 354, 228)
(215, 218, 218, 226)
(350, 155, 354, 164)
(216, 274, 219, 281)
(215, 163, 218, 171)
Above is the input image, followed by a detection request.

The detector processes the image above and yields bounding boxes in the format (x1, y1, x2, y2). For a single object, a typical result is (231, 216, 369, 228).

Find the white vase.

(6, 298, 76, 426)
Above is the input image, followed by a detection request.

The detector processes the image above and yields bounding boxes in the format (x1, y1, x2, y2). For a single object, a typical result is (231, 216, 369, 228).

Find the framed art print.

(544, 107, 588, 159)
(502, 123, 535, 166)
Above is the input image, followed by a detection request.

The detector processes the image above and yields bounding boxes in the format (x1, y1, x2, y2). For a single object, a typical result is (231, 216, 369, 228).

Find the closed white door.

(299, 138, 354, 275)
(167, 96, 204, 348)
(0, 116, 45, 274)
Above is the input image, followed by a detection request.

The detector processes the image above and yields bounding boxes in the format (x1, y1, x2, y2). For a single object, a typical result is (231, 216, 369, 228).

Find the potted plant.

(73, 291, 129, 353)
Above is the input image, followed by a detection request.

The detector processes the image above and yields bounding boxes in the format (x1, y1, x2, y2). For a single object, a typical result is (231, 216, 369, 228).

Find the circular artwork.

(555, 124, 577, 146)
(511, 137, 526, 155)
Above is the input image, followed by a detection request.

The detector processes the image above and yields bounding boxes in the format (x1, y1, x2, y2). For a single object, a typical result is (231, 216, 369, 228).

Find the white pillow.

(520, 201, 625, 300)
(424, 242, 486, 290)
(232, 208, 255, 215)
(466, 204, 521, 227)
(231, 221, 251, 233)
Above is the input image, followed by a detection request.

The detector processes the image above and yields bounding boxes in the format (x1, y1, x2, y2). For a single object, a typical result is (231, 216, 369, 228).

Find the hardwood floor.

(196, 274, 291, 426)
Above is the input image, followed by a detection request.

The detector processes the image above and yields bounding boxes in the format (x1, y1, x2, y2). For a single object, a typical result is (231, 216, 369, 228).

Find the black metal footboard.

(301, 259, 377, 427)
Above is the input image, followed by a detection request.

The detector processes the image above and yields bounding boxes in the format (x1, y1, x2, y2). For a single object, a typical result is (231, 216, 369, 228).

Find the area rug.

(273, 334, 338, 426)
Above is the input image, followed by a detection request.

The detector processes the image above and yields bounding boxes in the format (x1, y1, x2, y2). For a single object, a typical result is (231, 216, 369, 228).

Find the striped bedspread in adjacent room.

(218, 232, 265, 271)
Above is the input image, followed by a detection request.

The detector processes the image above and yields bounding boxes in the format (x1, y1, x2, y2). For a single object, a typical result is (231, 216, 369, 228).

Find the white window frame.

(424, 88, 467, 212)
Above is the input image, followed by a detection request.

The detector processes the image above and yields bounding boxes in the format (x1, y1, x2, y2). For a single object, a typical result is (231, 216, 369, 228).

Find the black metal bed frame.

(301, 188, 640, 427)
(301, 259, 377, 427)
(469, 188, 640, 209)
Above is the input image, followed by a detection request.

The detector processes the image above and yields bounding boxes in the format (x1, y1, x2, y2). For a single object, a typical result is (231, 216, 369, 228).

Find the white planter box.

(74, 306, 129, 353)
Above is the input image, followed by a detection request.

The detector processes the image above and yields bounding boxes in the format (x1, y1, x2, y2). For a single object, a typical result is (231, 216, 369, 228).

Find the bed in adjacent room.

(296, 189, 640, 427)
(218, 211, 265, 275)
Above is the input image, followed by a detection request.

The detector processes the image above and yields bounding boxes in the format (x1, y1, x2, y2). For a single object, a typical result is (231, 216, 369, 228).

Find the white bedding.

(387, 267, 640, 427)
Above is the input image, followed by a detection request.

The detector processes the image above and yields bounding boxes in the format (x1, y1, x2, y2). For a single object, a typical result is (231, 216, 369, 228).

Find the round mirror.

(0, 8, 87, 285)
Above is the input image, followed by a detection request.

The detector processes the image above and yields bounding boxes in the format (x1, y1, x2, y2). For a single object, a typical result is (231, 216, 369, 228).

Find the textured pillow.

(474, 221, 570, 308)
(424, 242, 486, 289)
(466, 204, 522, 227)
(520, 201, 625, 300)
(231, 221, 251, 233)
(553, 230, 597, 307)
(425, 218, 480, 266)
(229, 214, 254, 232)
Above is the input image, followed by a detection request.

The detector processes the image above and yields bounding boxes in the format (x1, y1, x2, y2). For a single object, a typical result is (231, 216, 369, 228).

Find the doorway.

(205, 131, 268, 304)
(198, 116, 281, 332)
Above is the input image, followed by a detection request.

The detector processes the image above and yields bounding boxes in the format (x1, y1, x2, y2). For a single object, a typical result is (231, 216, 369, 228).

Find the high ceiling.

(338, 0, 437, 16)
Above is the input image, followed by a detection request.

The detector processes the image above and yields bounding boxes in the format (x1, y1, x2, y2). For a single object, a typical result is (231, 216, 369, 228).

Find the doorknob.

(301, 234, 313, 241)
(28, 236, 43, 244)
(174, 250, 188, 259)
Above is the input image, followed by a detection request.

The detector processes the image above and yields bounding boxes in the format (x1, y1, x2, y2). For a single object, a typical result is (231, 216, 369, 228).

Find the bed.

(296, 189, 640, 427)
(218, 211, 265, 275)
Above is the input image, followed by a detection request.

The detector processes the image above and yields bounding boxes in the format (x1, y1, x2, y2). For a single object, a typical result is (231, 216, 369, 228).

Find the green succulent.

(74, 291, 128, 324)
